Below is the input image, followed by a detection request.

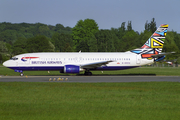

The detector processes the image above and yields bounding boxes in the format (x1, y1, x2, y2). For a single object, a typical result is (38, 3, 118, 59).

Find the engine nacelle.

(64, 65, 81, 74)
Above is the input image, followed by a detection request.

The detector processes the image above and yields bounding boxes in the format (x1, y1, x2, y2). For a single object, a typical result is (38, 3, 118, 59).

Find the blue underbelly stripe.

(8, 66, 138, 71)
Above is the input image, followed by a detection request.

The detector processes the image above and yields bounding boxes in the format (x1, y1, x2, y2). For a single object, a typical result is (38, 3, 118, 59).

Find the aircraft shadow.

(76, 73, 156, 76)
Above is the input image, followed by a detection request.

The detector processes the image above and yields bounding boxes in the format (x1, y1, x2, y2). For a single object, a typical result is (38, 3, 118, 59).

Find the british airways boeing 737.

(3, 24, 170, 76)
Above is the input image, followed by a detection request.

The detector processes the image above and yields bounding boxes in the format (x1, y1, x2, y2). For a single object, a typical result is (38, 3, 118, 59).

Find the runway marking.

(0, 76, 180, 83)
(57, 78, 61, 81)
(47, 77, 69, 82)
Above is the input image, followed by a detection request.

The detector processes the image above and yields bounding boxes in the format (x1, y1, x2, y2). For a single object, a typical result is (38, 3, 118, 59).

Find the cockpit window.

(10, 57, 18, 60)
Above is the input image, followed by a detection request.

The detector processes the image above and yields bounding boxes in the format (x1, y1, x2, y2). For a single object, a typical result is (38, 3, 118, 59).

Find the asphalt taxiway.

(0, 76, 180, 83)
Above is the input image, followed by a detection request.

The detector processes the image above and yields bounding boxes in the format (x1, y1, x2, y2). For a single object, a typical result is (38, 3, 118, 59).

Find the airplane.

(3, 24, 171, 76)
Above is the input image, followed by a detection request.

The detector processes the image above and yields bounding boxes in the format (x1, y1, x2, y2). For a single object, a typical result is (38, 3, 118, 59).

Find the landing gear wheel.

(84, 71, 92, 76)
(20, 73, 24, 76)
(88, 72, 92, 75)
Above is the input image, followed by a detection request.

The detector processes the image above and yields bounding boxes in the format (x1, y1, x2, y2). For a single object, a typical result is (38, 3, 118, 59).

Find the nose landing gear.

(20, 72, 24, 76)
(14, 70, 24, 76)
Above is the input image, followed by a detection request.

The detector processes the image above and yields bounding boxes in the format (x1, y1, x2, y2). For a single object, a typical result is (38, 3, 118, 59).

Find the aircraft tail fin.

(131, 24, 169, 60)
(141, 24, 168, 52)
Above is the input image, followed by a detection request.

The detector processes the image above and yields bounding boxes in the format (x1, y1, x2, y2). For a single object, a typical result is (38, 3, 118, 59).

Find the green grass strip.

(0, 82, 180, 120)
(1, 65, 180, 76)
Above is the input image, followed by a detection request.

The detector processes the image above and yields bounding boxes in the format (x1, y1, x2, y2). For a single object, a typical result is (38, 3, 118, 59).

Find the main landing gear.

(84, 70, 92, 76)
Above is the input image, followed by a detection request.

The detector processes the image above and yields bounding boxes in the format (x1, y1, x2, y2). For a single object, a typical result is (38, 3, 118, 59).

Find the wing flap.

(81, 60, 113, 69)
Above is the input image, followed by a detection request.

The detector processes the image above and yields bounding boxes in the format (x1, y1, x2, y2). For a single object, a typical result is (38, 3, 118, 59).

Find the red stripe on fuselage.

(22, 57, 39, 59)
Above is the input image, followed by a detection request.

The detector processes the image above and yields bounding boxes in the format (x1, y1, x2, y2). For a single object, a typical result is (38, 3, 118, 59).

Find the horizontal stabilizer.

(151, 52, 175, 58)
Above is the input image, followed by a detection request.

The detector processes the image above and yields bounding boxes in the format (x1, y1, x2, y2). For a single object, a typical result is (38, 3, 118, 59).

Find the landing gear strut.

(20, 72, 24, 76)
(15, 70, 23, 76)
(84, 70, 92, 76)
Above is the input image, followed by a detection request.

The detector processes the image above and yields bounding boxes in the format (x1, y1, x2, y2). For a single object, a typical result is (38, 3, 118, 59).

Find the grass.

(0, 82, 180, 120)
(1, 65, 180, 76)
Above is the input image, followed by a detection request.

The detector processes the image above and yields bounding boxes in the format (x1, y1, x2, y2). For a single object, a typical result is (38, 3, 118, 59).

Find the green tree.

(127, 21, 132, 31)
(72, 19, 99, 52)
(55, 24, 65, 32)
(0, 30, 17, 43)
(6, 43, 12, 55)
(120, 22, 126, 32)
(0, 22, 72, 45)
(0, 54, 2, 64)
(173, 32, 180, 52)
(0, 41, 8, 53)
(26, 35, 54, 52)
(0, 23, 6, 32)
(51, 33, 73, 52)
(121, 30, 139, 51)
(110, 22, 127, 52)
(150, 18, 157, 33)
(54, 24, 72, 34)
(96, 30, 117, 52)
(163, 32, 179, 60)
(12, 37, 27, 55)
(38, 25, 51, 37)
(88, 35, 98, 52)
(145, 20, 150, 31)
(144, 18, 157, 33)
(117, 22, 126, 39)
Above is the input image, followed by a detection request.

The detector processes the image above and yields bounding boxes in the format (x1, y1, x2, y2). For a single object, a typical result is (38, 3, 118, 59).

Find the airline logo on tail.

(131, 24, 168, 60)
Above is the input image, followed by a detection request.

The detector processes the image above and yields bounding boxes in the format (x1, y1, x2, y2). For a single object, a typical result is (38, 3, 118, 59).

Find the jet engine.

(63, 65, 83, 73)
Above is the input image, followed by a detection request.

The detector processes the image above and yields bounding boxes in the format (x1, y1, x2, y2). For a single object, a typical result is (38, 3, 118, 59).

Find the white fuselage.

(3, 52, 154, 72)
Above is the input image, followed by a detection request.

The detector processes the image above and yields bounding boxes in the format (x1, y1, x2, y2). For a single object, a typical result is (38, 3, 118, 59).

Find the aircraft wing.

(151, 52, 175, 58)
(81, 60, 113, 69)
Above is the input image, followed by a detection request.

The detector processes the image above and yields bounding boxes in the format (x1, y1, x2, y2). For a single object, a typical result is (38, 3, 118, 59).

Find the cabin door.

(136, 55, 141, 64)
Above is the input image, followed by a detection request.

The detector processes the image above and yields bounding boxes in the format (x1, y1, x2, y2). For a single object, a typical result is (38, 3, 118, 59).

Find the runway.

(0, 75, 180, 82)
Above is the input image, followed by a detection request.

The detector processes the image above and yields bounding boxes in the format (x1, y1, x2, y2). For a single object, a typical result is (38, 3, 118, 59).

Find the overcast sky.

(0, 0, 180, 33)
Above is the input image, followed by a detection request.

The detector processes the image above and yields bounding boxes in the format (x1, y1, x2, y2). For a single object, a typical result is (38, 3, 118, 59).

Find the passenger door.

(136, 55, 141, 64)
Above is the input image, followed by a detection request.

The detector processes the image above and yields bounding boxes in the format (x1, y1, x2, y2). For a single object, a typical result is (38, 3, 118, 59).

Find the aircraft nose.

(3, 61, 9, 67)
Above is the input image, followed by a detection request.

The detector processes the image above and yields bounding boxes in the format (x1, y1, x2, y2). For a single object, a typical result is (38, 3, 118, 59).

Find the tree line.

(0, 18, 180, 63)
